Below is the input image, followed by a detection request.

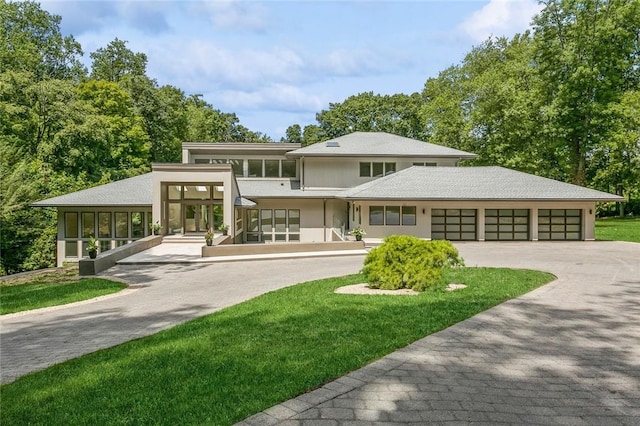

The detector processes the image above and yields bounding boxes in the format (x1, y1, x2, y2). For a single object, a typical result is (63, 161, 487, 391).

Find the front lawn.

(1, 267, 554, 425)
(596, 216, 640, 243)
(1, 268, 127, 314)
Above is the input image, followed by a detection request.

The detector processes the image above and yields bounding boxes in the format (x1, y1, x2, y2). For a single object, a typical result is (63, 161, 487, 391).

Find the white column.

(530, 207, 538, 241)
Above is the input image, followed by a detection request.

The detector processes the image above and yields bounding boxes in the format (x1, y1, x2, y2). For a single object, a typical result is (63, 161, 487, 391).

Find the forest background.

(1, 0, 639, 275)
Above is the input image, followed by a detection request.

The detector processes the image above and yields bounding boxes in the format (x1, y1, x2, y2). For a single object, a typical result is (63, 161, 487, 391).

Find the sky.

(40, 0, 543, 140)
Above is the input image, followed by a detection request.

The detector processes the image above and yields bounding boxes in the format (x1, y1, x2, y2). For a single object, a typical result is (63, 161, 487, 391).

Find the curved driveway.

(2, 242, 639, 425)
(239, 241, 640, 425)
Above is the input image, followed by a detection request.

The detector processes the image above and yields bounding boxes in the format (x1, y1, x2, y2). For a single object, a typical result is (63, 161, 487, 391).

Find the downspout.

(323, 198, 327, 242)
(301, 156, 305, 190)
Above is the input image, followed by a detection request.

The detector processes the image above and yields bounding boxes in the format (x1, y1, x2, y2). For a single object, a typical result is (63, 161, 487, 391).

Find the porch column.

(477, 207, 485, 241)
(530, 207, 538, 241)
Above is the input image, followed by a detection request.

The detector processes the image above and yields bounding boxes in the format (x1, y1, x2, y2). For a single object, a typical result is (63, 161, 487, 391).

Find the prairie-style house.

(33, 132, 623, 266)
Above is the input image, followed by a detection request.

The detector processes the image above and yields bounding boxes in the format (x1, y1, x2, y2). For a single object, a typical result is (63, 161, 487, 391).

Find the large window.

(115, 212, 128, 238)
(265, 160, 280, 177)
(247, 209, 300, 242)
(98, 212, 112, 238)
(248, 160, 262, 177)
(370, 206, 415, 226)
(282, 160, 297, 178)
(131, 212, 144, 238)
(65, 212, 78, 238)
(82, 212, 95, 238)
(360, 162, 396, 178)
(230, 159, 243, 175)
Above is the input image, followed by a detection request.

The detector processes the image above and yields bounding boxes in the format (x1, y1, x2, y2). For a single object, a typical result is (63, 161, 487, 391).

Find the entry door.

(184, 204, 211, 233)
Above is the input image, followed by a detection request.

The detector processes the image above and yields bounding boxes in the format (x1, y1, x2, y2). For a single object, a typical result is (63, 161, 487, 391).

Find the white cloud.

(217, 84, 327, 113)
(201, 0, 270, 32)
(459, 0, 543, 42)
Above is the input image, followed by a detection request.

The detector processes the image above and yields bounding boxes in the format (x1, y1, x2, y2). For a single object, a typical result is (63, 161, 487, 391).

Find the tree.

(315, 92, 426, 141)
(90, 38, 147, 83)
(284, 124, 302, 143)
(0, 0, 85, 81)
(533, 0, 640, 185)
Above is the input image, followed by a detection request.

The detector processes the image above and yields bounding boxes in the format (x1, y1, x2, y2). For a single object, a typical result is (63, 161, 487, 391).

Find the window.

(168, 185, 181, 200)
(82, 212, 95, 238)
(386, 206, 400, 225)
(246, 209, 259, 242)
(115, 212, 128, 238)
(370, 206, 416, 226)
(131, 212, 144, 238)
(360, 162, 396, 177)
(369, 206, 385, 225)
(385, 162, 396, 175)
(194, 158, 210, 164)
(372, 162, 384, 177)
(248, 160, 262, 177)
(98, 212, 111, 238)
(265, 160, 279, 177)
(65, 241, 78, 257)
(65, 212, 78, 238)
(282, 160, 297, 178)
(359, 162, 371, 177)
(402, 206, 416, 226)
(230, 159, 243, 176)
(413, 162, 437, 167)
(184, 185, 210, 200)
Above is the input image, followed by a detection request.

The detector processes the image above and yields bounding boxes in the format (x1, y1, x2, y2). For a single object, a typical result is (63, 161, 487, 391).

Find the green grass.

(1, 271, 127, 315)
(1, 268, 554, 425)
(596, 216, 640, 243)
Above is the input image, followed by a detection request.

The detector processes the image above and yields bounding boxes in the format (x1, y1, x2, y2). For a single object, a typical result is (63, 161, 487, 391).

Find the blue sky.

(40, 0, 542, 140)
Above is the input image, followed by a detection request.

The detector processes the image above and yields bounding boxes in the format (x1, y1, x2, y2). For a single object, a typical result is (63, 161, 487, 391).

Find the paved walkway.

(238, 241, 640, 426)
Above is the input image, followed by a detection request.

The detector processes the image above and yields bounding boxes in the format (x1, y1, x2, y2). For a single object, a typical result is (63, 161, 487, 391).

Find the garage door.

(485, 209, 529, 241)
(538, 209, 582, 240)
(431, 209, 477, 241)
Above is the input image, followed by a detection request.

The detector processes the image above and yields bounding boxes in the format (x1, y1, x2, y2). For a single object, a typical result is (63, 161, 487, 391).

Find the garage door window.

(538, 209, 581, 240)
(485, 209, 529, 241)
(432, 209, 476, 241)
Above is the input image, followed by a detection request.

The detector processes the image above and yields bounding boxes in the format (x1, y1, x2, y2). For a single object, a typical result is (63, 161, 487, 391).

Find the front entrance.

(184, 204, 210, 233)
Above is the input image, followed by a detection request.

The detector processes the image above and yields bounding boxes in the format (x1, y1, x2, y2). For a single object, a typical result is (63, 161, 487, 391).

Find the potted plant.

(152, 221, 162, 236)
(87, 236, 99, 259)
(349, 227, 366, 241)
(204, 228, 214, 246)
(218, 223, 229, 236)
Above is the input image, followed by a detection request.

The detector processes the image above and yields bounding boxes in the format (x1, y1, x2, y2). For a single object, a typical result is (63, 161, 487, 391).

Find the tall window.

(248, 160, 262, 177)
(98, 212, 112, 238)
(82, 212, 95, 238)
(131, 212, 144, 238)
(265, 160, 279, 177)
(282, 160, 297, 178)
(65, 212, 78, 238)
(115, 212, 128, 238)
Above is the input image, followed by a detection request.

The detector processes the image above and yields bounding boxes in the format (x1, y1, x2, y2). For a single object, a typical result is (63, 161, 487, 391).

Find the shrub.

(361, 235, 463, 292)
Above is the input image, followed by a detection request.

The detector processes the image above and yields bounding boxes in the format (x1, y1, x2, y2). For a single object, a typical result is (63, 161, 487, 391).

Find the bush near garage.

(362, 235, 464, 292)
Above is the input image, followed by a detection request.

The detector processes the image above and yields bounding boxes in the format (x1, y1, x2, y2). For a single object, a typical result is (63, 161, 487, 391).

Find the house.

(33, 132, 623, 266)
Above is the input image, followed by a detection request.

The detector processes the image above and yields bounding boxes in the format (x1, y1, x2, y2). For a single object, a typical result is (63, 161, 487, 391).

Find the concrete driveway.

(2, 241, 639, 425)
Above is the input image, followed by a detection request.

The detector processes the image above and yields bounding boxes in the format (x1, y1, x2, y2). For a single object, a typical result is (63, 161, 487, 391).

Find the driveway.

(238, 241, 640, 425)
(2, 241, 639, 426)
(0, 256, 363, 384)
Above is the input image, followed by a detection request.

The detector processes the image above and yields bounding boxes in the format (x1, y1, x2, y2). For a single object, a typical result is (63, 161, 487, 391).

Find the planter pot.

(89, 250, 97, 259)
(222, 230, 228, 236)
(355, 235, 362, 241)
(153, 230, 160, 236)
(206, 240, 213, 246)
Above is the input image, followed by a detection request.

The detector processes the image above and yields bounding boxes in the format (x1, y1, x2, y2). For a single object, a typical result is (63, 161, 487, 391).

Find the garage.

(538, 209, 582, 240)
(431, 209, 477, 241)
(485, 209, 529, 241)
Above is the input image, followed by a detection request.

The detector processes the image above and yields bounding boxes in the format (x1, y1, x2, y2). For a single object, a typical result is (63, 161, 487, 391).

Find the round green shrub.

(361, 235, 464, 292)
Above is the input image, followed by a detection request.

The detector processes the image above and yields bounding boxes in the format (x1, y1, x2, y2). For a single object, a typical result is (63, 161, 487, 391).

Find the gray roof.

(234, 197, 257, 207)
(342, 167, 625, 201)
(32, 173, 153, 207)
(287, 132, 477, 159)
(237, 179, 344, 199)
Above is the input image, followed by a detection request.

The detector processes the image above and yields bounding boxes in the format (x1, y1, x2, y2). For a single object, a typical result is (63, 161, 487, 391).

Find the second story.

(181, 132, 477, 190)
